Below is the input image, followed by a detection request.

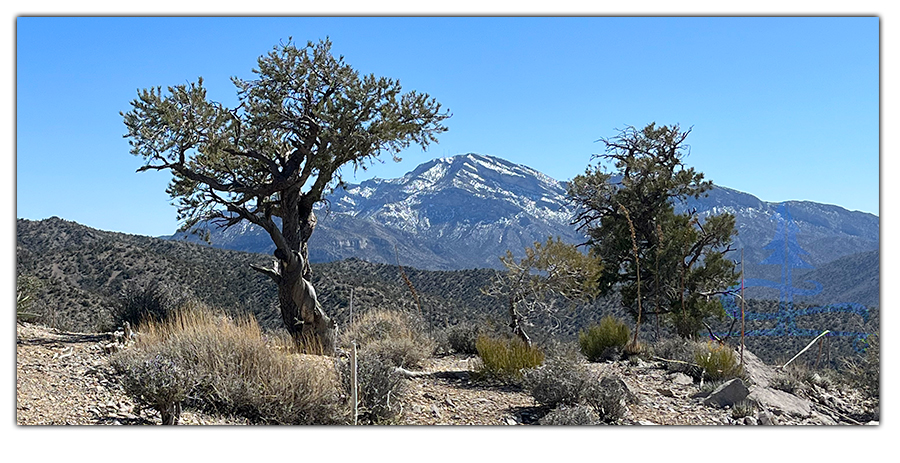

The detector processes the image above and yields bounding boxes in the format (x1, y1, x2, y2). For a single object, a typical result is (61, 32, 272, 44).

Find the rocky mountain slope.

(17, 217, 877, 367)
(174, 153, 585, 270)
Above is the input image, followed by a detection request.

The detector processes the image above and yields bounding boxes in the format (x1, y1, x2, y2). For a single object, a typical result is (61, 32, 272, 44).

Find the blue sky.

(16, 16, 879, 237)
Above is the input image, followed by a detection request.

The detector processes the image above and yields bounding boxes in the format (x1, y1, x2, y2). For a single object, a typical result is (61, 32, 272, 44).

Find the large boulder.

(702, 378, 750, 408)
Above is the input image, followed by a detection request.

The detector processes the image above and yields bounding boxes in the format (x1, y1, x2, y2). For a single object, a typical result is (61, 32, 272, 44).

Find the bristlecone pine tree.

(122, 38, 450, 354)
(567, 123, 738, 339)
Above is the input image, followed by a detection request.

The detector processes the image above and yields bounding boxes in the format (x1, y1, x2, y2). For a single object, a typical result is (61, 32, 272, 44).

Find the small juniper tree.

(567, 123, 738, 339)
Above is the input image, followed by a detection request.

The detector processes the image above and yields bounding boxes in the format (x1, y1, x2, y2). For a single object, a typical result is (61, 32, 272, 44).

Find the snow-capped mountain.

(170, 153, 879, 287)
(308, 153, 585, 269)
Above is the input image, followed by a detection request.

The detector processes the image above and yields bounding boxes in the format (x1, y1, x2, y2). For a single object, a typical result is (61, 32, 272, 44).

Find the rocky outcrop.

(702, 378, 750, 408)
(748, 387, 812, 418)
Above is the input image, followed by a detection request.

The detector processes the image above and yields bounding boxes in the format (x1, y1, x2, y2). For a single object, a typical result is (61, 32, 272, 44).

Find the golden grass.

(120, 301, 346, 424)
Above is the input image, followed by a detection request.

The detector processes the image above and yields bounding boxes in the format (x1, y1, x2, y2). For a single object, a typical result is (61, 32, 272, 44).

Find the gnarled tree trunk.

(253, 195, 336, 355)
(276, 251, 335, 356)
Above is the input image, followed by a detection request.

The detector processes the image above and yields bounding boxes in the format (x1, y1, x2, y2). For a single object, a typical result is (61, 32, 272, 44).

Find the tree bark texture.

(274, 199, 335, 355)
(508, 296, 532, 348)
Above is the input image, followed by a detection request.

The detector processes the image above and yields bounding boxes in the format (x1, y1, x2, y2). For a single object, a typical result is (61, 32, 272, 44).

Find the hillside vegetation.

(17, 217, 877, 368)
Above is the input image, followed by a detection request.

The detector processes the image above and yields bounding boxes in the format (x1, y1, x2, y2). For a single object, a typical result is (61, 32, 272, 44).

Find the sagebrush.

(339, 350, 406, 424)
(341, 309, 435, 368)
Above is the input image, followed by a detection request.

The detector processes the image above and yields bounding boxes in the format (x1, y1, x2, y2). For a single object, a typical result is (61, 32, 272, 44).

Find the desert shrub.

(579, 316, 630, 362)
(581, 378, 628, 423)
(523, 356, 592, 408)
(341, 309, 435, 368)
(473, 335, 544, 383)
(113, 303, 346, 425)
(446, 322, 481, 355)
(339, 350, 406, 424)
(111, 280, 185, 327)
(111, 349, 197, 425)
(695, 342, 743, 382)
(655, 338, 698, 364)
(771, 364, 810, 394)
(842, 334, 879, 403)
(539, 405, 599, 425)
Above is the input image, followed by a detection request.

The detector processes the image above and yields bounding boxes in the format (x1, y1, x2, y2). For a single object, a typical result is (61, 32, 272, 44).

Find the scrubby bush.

(341, 309, 435, 368)
(653, 337, 704, 376)
(112, 349, 196, 425)
(111, 280, 185, 327)
(582, 376, 630, 423)
(771, 365, 807, 394)
(524, 356, 592, 408)
(112, 303, 346, 425)
(339, 350, 406, 424)
(524, 356, 631, 424)
(473, 335, 544, 383)
(446, 322, 481, 355)
(731, 400, 756, 419)
(579, 316, 630, 362)
(695, 342, 743, 382)
(539, 405, 599, 425)
(842, 334, 879, 404)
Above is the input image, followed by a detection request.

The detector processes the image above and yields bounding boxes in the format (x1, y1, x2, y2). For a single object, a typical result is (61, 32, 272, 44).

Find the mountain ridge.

(172, 153, 878, 278)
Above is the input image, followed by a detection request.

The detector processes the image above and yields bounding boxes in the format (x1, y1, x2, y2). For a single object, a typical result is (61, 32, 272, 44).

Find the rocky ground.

(16, 321, 877, 426)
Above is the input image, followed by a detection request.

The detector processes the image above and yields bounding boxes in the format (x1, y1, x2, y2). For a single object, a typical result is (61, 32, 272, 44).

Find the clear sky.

(16, 16, 879, 237)
(5, 5, 896, 458)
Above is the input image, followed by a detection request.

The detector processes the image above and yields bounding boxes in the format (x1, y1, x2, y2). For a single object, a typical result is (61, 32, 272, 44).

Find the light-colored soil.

(16, 321, 870, 426)
(15, 322, 243, 425)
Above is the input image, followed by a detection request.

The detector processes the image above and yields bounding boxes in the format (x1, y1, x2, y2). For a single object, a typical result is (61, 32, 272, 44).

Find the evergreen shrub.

(579, 316, 630, 362)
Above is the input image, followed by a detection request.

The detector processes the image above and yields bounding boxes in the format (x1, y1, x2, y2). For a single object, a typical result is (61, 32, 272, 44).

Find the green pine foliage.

(567, 123, 739, 339)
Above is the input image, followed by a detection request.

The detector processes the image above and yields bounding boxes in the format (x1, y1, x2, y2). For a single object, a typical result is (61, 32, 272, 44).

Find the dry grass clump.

(341, 309, 435, 368)
(473, 334, 544, 383)
(112, 302, 347, 425)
